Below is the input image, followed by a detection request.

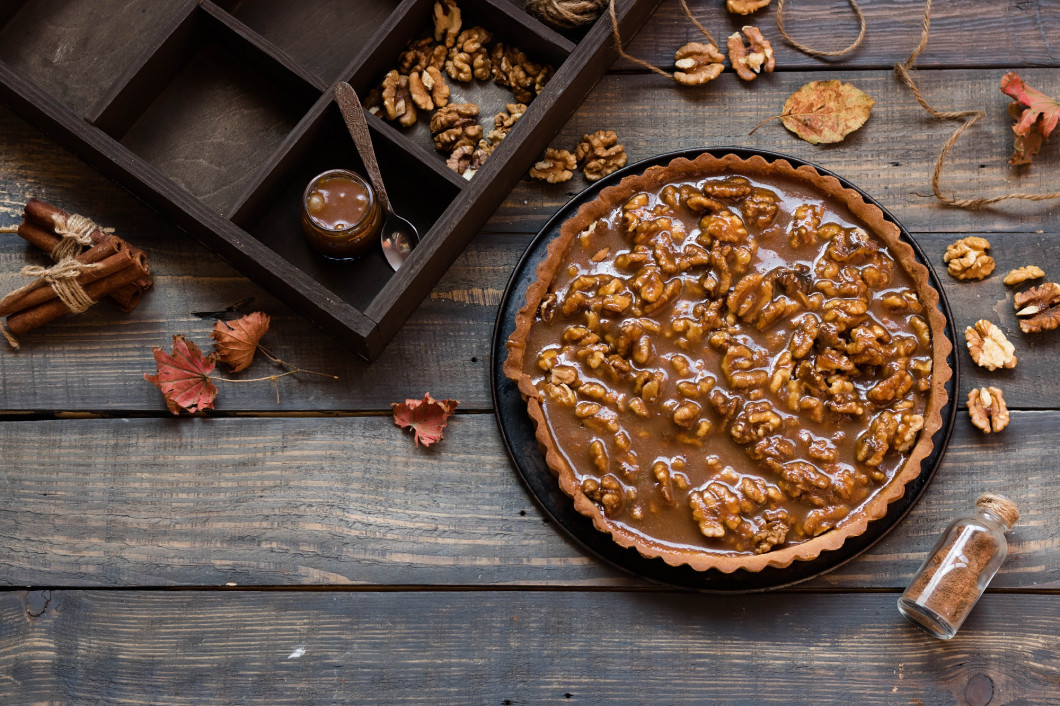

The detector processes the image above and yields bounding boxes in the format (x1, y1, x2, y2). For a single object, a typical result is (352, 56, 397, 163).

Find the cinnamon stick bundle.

(20, 199, 152, 312)
(0, 237, 133, 318)
(6, 253, 150, 337)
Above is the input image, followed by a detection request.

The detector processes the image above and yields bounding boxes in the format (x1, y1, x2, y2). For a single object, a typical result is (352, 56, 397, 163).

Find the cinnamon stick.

(1, 233, 124, 313)
(5, 253, 149, 337)
(21, 199, 152, 311)
(0, 248, 139, 318)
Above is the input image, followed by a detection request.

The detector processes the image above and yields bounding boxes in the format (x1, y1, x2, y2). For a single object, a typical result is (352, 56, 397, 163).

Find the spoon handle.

(335, 82, 392, 214)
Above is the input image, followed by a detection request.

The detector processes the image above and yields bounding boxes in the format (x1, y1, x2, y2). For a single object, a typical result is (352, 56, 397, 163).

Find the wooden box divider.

(0, 0, 661, 358)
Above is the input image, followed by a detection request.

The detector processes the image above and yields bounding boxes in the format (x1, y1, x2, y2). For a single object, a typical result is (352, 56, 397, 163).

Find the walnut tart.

(504, 152, 952, 573)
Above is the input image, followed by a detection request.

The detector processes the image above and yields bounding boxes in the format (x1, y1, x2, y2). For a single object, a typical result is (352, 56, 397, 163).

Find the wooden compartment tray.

(0, 0, 660, 358)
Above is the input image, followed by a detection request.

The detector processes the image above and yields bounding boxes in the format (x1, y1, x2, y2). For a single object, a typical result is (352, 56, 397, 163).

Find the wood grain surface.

(0, 413, 1055, 589)
(623, 0, 1060, 71)
(2, 590, 1057, 704)
(2, 0, 1059, 702)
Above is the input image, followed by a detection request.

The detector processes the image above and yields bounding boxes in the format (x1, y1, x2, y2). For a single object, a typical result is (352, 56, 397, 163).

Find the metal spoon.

(335, 82, 419, 271)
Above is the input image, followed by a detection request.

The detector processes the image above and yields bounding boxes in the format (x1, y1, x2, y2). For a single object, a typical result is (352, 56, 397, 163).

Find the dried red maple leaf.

(1001, 72, 1060, 166)
(211, 311, 271, 372)
(781, 80, 875, 145)
(392, 392, 459, 447)
(144, 335, 219, 415)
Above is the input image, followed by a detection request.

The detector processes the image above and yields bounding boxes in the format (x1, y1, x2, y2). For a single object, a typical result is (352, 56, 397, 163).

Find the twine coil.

(776, 0, 865, 58)
(896, 0, 1060, 208)
(525, 0, 607, 28)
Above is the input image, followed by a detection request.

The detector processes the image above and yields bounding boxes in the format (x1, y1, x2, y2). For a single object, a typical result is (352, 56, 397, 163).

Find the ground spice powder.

(897, 493, 1019, 639)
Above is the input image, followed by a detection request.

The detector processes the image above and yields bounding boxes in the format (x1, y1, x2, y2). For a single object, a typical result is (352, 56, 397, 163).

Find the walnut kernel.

(430, 103, 482, 153)
(727, 26, 775, 82)
(944, 236, 994, 280)
(575, 130, 628, 182)
(673, 42, 725, 86)
(964, 319, 1017, 370)
(1014, 282, 1060, 333)
(433, 0, 462, 47)
(1003, 265, 1045, 286)
(727, 0, 772, 14)
(529, 148, 576, 183)
(968, 386, 1010, 433)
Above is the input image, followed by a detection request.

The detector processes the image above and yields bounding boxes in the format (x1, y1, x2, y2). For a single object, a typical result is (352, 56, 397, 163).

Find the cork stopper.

(976, 493, 1019, 529)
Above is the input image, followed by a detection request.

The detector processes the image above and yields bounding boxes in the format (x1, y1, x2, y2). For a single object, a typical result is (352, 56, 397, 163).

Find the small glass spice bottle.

(898, 493, 1019, 639)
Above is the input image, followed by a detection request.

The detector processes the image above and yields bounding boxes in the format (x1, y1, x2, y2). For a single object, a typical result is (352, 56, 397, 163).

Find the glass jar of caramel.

(301, 169, 383, 259)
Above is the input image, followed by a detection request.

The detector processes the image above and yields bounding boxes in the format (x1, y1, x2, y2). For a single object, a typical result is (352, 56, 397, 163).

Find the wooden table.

(1, 1, 1058, 702)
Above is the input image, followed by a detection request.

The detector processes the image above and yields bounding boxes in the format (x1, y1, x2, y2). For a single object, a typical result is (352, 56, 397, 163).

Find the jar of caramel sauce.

(301, 169, 383, 259)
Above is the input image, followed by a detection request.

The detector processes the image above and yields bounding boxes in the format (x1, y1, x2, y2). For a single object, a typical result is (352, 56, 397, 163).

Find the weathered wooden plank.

(622, 0, 1060, 71)
(0, 228, 1057, 412)
(0, 413, 1054, 588)
(1, 590, 1057, 704)
(487, 68, 1060, 235)
(0, 226, 1057, 412)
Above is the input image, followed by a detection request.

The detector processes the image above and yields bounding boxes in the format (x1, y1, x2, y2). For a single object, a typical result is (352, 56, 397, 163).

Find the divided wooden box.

(0, 0, 659, 358)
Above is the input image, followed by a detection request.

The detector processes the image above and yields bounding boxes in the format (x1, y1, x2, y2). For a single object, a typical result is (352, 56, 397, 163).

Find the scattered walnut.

(398, 38, 433, 73)
(1003, 265, 1045, 286)
(944, 236, 994, 280)
(455, 26, 491, 54)
(445, 50, 474, 82)
(968, 386, 1010, 434)
(964, 319, 1017, 370)
(381, 71, 417, 127)
(727, 0, 772, 14)
(673, 42, 725, 86)
(487, 103, 528, 145)
(446, 144, 489, 178)
(408, 68, 449, 111)
(492, 43, 552, 103)
(727, 26, 775, 82)
(529, 148, 576, 183)
(575, 130, 627, 182)
(433, 0, 462, 47)
(429, 103, 482, 153)
(1014, 282, 1060, 333)
(363, 87, 382, 116)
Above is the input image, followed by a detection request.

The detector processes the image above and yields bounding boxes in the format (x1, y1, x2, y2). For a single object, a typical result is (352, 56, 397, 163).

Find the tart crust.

(504, 152, 952, 574)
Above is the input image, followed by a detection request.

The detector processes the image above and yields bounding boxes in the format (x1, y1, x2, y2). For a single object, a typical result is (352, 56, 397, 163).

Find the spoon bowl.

(381, 212, 419, 271)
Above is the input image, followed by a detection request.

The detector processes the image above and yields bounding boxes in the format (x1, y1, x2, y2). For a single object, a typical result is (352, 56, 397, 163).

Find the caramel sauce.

(525, 173, 932, 556)
(300, 170, 382, 259)
(306, 173, 370, 231)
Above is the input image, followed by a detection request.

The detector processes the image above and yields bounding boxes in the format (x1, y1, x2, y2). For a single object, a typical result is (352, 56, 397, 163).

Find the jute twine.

(525, 0, 607, 29)
(0, 212, 104, 348)
(608, 0, 715, 80)
(776, 0, 865, 58)
(896, 0, 1060, 208)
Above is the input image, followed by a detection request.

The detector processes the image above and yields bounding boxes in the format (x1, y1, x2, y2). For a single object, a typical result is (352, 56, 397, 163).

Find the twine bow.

(0, 211, 107, 348)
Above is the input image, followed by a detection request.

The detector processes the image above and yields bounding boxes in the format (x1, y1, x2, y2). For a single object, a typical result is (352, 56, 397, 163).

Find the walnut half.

(964, 319, 1017, 370)
(944, 236, 994, 280)
(1014, 282, 1060, 333)
(968, 386, 1010, 433)
(727, 0, 772, 14)
(529, 148, 576, 183)
(673, 42, 725, 86)
(727, 26, 775, 82)
(575, 130, 627, 182)
(1003, 265, 1045, 286)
